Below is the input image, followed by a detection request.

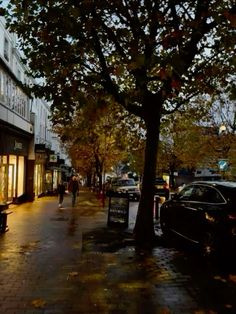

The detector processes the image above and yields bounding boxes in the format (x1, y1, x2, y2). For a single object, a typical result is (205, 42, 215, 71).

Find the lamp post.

(219, 124, 226, 135)
(218, 125, 229, 179)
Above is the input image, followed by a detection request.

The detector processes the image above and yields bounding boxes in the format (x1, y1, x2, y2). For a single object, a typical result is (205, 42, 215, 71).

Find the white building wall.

(0, 16, 33, 134)
(0, 17, 14, 69)
(0, 16, 71, 166)
(31, 97, 50, 146)
(30, 90, 71, 165)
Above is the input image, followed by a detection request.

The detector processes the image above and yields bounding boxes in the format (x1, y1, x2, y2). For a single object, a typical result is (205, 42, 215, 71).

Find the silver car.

(108, 178, 140, 201)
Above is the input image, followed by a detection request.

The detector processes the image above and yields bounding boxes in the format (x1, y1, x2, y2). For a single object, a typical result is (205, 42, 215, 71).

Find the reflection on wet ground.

(0, 189, 235, 313)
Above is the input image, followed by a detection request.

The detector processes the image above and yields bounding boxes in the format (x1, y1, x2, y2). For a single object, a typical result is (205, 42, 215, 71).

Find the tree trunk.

(86, 172, 92, 187)
(94, 154, 103, 192)
(169, 165, 176, 189)
(98, 172, 103, 191)
(134, 118, 160, 249)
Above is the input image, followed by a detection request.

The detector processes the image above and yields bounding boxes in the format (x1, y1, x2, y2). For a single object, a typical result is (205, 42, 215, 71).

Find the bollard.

(154, 195, 160, 220)
(101, 190, 105, 208)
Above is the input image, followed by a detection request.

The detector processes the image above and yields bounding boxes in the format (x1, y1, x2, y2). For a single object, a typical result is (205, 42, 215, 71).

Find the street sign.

(49, 154, 57, 163)
(218, 160, 228, 171)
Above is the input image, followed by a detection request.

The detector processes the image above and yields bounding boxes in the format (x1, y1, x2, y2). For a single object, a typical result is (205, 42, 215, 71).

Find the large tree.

(4, 0, 236, 248)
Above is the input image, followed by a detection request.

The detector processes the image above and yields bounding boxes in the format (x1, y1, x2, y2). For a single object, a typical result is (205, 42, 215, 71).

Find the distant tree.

(158, 103, 211, 184)
(4, 1, 236, 248)
(159, 95, 236, 181)
(55, 99, 129, 190)
(207, 93, 236, 133)
(202, 94, 236, 178)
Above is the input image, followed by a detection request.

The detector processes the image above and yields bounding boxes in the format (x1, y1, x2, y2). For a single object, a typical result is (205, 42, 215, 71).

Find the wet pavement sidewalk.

(0, 188, 236, 314)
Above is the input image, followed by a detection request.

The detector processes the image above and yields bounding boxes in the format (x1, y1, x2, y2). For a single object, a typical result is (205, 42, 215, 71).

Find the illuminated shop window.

(34, 164, 44, 196)
(9, 155, 17, 199)
(45, 171, 53, 192)
(17, 156, 24, 196)
(0, 163, 7, 204)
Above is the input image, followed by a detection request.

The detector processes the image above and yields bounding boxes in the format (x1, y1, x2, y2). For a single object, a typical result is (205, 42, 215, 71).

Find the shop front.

(45, 152, 61, 195)
(34, 146, 71, 197)
(34, 147, 61, 196)
(0, 126, 34, 204)
(34, 144, 48, 197)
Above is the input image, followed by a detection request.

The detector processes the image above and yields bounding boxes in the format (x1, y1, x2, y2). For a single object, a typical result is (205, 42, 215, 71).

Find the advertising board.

(107, 193, 129, 228)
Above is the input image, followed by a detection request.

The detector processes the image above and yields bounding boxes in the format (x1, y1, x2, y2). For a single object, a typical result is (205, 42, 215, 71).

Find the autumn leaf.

(159, 68, 168, 80)
(213, 275, 227, 283)
(159, 308, 171, 314)
(32, 299, 46, 308)
(67, 271, 79, 280)
(0, 8, 6, 16)
(224, 11, 236, 27)
(229, 274, 236, 282)
(171, 79, 181, 90)
(194, 311, 217, 314)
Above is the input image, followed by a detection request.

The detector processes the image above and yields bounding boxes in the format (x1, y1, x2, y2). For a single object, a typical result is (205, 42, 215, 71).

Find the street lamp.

(219, 124, 226, 135)
(218, 125, 229, 179)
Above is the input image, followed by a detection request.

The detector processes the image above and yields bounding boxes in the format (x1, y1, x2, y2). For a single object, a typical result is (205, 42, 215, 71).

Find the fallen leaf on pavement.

(67, 271, 79, 280)
(213, 275, 226, 282)
(159, 308, 171, 314)
(225, 304, 232, 308)
(229, 274, 236, 282)
(32, 299, 46, 308)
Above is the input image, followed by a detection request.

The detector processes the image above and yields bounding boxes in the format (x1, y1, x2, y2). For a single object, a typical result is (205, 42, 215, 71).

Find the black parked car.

(160, 181, 236, 256)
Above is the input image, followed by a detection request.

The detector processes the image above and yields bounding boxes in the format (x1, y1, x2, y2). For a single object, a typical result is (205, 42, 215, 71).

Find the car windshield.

(117, 179, 136, 186)
(155, 178, 166, 184)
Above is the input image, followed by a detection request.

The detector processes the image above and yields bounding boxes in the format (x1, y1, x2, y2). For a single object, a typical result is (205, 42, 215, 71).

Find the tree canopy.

(4, 0, 236, 248)
(55, 99, 143, 189)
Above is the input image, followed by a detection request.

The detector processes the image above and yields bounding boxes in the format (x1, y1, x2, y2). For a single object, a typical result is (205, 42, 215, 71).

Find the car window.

(155, 178, 165, 183)
(117, 179, 135, 186)
(178, 185, 194, 200)
(202, 187, 224, 203)
(218, 186, 236, 204)
(190, 186, 205, 202)
(155, 178, 165, 184)
(189, 186, 225, 203)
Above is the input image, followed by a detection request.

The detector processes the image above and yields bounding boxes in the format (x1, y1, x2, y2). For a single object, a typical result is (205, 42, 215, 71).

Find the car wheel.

(201, 230, 218, 257)
(160, 213, 171, 238)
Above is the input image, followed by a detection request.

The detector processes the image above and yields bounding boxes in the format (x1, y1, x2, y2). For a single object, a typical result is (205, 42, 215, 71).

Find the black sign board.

(107, 193, 129, 228)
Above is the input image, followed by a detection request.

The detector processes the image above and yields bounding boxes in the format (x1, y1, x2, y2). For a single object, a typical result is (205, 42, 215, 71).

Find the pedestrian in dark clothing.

(57, 181, 66, 208)
(68, 175, 79, 207)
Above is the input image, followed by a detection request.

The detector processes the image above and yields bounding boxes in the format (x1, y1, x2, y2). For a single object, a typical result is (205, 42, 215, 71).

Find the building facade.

(32, 97, 71, 197)
(0, 17, 35, 204)
(0, 17, 71, 205)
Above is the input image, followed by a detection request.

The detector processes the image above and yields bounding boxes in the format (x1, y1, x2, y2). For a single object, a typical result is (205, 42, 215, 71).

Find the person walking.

(68, 175, 79, 207)
(57, 180, 66, 208)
